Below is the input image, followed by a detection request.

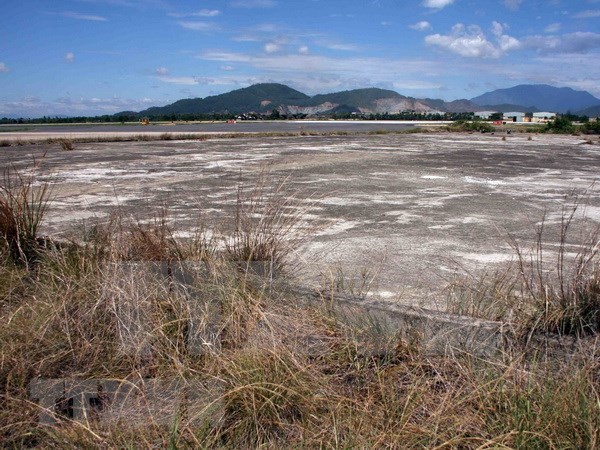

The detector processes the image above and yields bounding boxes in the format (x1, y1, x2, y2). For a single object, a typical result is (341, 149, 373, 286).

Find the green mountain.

(140, 83, 309, 116)
(133, 82, 600, 118)
(307, 88, 402, 108)
(137, 84, 438, 117)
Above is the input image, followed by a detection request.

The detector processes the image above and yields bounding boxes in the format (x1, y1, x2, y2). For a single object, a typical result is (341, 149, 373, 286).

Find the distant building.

(532, 112, 556, 123)
(474, 111, 497, 119)
(503, 112, 525, 123)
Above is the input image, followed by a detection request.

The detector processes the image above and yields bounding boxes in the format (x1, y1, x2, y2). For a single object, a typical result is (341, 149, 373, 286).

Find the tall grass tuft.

(447, 198, 600, 340)
(225, 172, 308, 272)
(58, 139, 74, 151)
(0, 167, 52, 267)
(513, 203, 600, 338)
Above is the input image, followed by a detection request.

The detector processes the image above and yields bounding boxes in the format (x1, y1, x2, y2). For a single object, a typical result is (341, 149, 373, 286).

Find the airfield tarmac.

(2, 132, 600, 307)
(0, 120, 430, 141)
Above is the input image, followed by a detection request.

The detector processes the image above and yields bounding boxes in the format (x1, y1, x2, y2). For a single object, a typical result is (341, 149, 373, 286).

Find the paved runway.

(0, 120, 447, 141)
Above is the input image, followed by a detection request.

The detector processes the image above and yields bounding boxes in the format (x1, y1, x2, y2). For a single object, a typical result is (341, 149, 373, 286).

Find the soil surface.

(2, 132, 599, 307)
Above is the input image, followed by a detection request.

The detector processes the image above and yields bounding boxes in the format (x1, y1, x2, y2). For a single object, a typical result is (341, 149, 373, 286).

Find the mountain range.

(132, 83, 600, 118)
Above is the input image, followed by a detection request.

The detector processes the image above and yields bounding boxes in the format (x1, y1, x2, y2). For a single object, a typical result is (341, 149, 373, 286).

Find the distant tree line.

(0, 113, 238, 124)
(0, 111, 594, 125)
(329, 111, 475, 121)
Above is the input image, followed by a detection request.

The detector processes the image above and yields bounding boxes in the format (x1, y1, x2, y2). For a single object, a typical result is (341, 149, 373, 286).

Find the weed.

(225, 172, 309, 272)
(320, 263, 380, 300)
(446, 264, 521, 322)
(447, 120, 494, 133)
(511, 202, 600, 338)
(59, 139, 74, 151)
(447, 198, 600, 339)
(0, 166, 52, 267)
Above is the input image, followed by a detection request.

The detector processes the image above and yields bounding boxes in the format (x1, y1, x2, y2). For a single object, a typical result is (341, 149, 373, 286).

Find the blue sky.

(1, 0, 599, 117)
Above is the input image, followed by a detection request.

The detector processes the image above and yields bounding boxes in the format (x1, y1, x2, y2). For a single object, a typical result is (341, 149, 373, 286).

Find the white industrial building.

(532, 112, 556, 123)
(503, 112, 525, 122)
(474, 111, 497, 119)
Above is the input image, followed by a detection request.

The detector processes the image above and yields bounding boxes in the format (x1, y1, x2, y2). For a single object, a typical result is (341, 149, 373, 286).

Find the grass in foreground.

(0, 168, 598, 448)
(447, 199, 600, 340)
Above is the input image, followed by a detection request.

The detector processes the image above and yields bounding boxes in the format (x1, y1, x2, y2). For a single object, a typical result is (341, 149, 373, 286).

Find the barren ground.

(2, 132, 600, 307)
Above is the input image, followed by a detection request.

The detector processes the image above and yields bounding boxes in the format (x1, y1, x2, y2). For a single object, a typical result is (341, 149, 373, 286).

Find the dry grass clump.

(447, 199, 600, 340)
(58, 139, 74, 151)
(225, 172, 310, 272)
(0, 172, 598, 448)
(0, 167, 52, 267)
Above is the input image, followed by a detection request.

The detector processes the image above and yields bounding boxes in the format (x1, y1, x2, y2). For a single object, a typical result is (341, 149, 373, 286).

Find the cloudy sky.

(1, 0, 599, 117)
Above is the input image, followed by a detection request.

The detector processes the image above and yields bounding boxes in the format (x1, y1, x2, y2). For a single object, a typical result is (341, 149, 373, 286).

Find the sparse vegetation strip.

(0, 128, 434, 147)
(0, 166, 598, 448)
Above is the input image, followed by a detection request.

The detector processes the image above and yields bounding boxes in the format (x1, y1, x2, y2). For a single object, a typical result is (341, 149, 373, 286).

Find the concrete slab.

(2, 132, 599, 307)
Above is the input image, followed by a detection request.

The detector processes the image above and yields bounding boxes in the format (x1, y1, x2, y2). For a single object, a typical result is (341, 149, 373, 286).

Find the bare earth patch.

(2, 132, 599, 307)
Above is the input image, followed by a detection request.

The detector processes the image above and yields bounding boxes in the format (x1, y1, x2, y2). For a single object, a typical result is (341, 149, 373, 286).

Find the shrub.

(447, 120, 494, 133)
(581, 120, 600, 135)
(545, 116, 576, 134)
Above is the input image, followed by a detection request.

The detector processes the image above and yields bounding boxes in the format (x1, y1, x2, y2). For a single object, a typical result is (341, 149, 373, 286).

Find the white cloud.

(155, 67, 169, 75)
(491, 21, 504, 37)
(168, 9, 221, 18)
(410, 21, 432, 31)
(264, 42, 281, 53)
(232, 34, 262, 42)
(157, 76, 200, 85)
(393, 81, 443, 90)
(0, 63, 9, 73)
(524, 31, 600, 54)
(73, 0, 137, 7)
(573, 9, 600, 18)
(155, 74, 245, 86)
(503, 0, 522, 11)
(422, 0, 454, 10)
(544, 23, 561, 33)
(298, 45, 309, 54)
(65, 52, 75, 63)
(230, 0, 277, 8)
(177, 21, 219, 32)
(0, 95, 158, 118)
(156, 74, 254, 87)
(320, 42, 360, 51)
(425, 23, 520, 58)
(57, 11, 108, 21)
(491, 21, 521, 52)
(220, 65, 235, 71)
(197, 9, 221, 17)
(198, 51, 440, 87)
